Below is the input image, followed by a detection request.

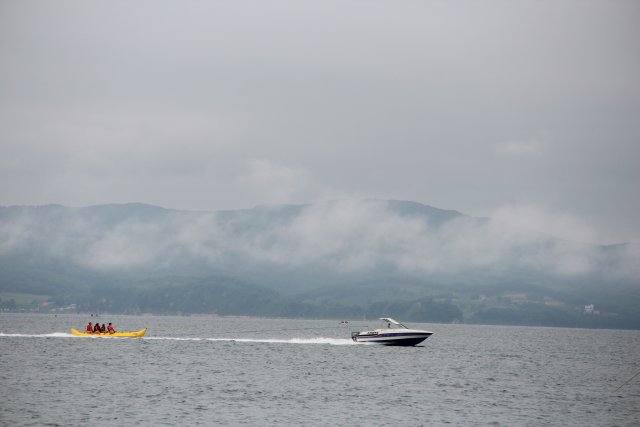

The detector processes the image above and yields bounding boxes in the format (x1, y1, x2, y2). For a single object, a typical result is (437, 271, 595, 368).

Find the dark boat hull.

(352, 332, 432, 346)
(374, 336, 430, 346)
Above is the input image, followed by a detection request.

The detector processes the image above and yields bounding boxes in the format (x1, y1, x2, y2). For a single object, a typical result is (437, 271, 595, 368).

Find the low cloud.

(490, 205, 598, 244)
(1, 200, 638, 282)
(228, 201, 613, 279)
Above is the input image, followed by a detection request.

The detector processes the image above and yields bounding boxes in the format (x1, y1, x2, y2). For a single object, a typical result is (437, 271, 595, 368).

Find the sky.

(1, 0, 639, 245)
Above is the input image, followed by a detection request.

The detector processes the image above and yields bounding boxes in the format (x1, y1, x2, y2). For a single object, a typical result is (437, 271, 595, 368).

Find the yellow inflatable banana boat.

(70, 328, 147, 338)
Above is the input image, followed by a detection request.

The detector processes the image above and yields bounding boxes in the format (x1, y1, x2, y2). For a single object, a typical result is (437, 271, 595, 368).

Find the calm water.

(1, 313, 639, 426)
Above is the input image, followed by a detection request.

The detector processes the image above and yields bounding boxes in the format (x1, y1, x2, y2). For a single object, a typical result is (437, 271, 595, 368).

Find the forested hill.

(1, 201, 639, 328)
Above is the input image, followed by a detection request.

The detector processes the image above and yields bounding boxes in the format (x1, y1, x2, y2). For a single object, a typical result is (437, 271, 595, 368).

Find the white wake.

(0, 332, 74, 338)
(146, 336, 358, 345)
(1, 333, 359, 345)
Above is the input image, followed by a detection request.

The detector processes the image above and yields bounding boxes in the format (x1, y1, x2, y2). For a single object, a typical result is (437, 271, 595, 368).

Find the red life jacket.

(93, 324, 101, 333)
(101, 325, 106, 332)
(108, 325, 115, 333)
(86, 324, 92, 332)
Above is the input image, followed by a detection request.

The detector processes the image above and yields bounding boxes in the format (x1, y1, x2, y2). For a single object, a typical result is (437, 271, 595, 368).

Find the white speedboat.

(351, 318, 433, 346)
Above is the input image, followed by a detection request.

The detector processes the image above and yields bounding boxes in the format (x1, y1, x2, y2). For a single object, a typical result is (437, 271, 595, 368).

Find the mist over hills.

(1, 200, 638, 328)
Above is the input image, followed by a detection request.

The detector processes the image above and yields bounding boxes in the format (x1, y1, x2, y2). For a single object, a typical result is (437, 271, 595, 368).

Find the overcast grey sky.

(1, 0, 639, 244)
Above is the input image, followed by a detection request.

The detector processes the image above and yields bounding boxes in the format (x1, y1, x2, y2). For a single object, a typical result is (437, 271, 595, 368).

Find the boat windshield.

(380, 318, 408, 329)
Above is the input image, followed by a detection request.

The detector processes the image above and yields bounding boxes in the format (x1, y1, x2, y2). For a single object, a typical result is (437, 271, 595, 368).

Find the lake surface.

(1, 313, 639, 426)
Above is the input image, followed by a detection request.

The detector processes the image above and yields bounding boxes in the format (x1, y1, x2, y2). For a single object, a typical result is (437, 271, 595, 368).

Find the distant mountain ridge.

(1, 200, 638, 328)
